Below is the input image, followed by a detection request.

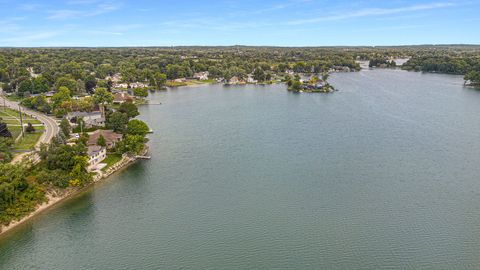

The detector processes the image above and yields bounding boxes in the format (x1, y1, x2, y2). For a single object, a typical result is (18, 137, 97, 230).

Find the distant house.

(113, 92, 133, 104)
(105, 73, 122, 83)
(87, 129, 123, 149)
(87, 145, 106, 171)
(129, 82, 149, 88)
(247, 75, 258, 84)
(174, 78, 187, 83)
(66, 111, 105, 128)
(228, 76, 240, 84)
(193, 71, 209, 80)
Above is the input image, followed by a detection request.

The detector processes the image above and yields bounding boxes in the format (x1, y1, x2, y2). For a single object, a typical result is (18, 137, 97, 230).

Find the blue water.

(2, 69, 480, 269)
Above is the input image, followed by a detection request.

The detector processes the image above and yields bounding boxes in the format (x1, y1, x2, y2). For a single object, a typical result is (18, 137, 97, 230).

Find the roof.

(66, 111, 102, 119)
(87, 130, 123, 146)
(87, 145, 105, 157)
(113, 92, 133, 102)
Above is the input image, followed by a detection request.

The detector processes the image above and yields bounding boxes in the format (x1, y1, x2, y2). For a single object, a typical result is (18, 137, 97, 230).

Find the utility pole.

(19, 105, 24, 138)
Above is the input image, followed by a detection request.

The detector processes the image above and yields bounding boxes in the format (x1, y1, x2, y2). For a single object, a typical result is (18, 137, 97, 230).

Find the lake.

(2, 69, 480, 269)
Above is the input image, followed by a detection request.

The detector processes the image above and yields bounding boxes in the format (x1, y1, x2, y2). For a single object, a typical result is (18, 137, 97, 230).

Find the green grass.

(101, 154, 122, 171)
(14, 131, 43, 150)
(0, 108, 41, 124)
(4, 95, 24, 102)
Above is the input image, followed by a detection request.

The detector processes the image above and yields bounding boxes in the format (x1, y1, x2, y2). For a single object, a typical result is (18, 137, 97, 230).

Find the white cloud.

(47, 1, 121, 19)
(286, 2, 456, 25)
(0, 31, 61, 44)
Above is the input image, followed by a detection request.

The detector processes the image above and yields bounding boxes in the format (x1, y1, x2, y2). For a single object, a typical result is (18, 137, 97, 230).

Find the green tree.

(133, 87, 148, 98)
(115, 134, 145, 154)
(32, 76, 49, 93)
(153, 72, 167, 88)
(84, 74, 96, 93)
(106, 111, 129, 133)
(97, 135, 106, 147)
(17, 80, 33, 96)
(92, 87, 114, 105)
(118, 102, 139, 118)
(25, 123, 35, 133)
(55, 76, 77, 93)
(51, 86, 71, 107)
(126, 119, 149, 136)
(60, 118, 71, 137)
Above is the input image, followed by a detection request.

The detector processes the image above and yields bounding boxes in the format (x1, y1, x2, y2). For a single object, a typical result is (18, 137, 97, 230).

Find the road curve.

(1, 95, 59, 163)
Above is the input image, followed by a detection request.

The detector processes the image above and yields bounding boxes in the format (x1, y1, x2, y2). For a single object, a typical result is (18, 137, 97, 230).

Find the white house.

(87, 145, 106, 172)
(193, 71, 209, 80)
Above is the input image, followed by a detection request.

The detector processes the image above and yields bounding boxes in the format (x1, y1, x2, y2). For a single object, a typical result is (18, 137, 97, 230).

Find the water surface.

(2, 69, 480, 269)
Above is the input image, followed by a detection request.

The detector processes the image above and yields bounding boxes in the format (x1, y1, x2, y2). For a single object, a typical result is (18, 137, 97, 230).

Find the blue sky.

(0, 0, 479, 47)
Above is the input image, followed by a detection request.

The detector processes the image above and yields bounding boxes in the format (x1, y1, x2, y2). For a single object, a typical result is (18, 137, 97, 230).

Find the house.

(66, 111, 105, 128)
(174, 78, 187, 83)
(228, 76, 240, 84)
(193, 71, 209, 80)
(105, 73, 122, 83)
(87, 145, 106, 171)
(247, 75, 258, 84)
(87, 129, 123, 149)
(113, 92, 133, 104)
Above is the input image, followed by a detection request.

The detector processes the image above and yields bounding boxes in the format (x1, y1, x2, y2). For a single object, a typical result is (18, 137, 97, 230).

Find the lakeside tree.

(118, 102, 139, 118)
(126, 119, 149, 136)
(464, 71, 480, 85)
(106, 111, 129, 133)
(133, 88, 148, 98)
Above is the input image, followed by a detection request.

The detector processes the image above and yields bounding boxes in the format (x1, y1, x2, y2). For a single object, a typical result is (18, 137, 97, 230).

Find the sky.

(0, 0, 479, 47)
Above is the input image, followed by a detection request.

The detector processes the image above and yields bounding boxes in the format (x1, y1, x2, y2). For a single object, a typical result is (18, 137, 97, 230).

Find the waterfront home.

(129, 82, 149, 89)
(193, 71, 209, 80)
(66, 111, 105, 128)
(87, 145, 106, 171)
(113, 92, 133, 104)
(87, 129, 123, 149)
(228, 76, 240, 84)
(174, 78, 187, 83)
(247, 75, 258, 84)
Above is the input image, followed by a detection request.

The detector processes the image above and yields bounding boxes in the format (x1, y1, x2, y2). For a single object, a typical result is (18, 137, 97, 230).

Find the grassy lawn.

(1, 107, 45, 151)
(1, 108, 43, 142)
(101, 154, 123, 172)
(0, 108, 42, 124)
(14, 126, 45, 150)
(4, 95, 24, 102)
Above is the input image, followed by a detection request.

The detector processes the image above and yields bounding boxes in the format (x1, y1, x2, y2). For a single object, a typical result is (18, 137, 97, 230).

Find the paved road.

(1, 95, 59, 163)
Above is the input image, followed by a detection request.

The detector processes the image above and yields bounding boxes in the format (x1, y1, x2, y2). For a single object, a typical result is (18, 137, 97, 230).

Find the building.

(113, 92, 133, 104)
(105, 73, 122, 83)
(247, 75, 258, 84)
(193, 71, 209, 80)
(87, 129, 123, 149)
(66, 111, 105, 128)
(87, 145, 106, 171)
(228, 76, 240, 84)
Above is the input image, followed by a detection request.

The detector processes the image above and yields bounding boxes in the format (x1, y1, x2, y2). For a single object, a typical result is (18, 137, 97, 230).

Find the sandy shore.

(0, 152, 144, 236)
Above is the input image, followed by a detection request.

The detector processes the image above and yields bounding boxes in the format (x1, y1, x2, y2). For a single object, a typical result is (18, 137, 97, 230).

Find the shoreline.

(0, 150, 147, 237)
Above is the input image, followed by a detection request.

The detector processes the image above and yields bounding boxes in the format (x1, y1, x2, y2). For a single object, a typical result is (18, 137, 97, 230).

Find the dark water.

(2, 69, 480, 269)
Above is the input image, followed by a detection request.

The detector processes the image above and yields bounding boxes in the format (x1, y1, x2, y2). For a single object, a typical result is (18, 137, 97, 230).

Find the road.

(0, 95, 59, 163)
